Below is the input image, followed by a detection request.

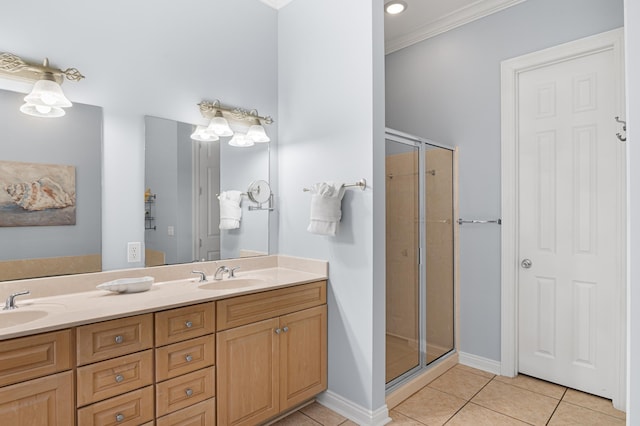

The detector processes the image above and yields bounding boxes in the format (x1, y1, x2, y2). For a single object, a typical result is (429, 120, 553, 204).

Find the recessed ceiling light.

(385, 1, 407, 15)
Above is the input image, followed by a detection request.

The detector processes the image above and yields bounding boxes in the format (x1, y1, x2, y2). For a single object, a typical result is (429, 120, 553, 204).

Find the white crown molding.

(385, 0, 526, 55)
(259, 0, 295, 10)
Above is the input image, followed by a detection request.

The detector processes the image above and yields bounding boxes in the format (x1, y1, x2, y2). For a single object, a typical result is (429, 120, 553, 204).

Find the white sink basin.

(198, 278, 266, 290)
(0, 310, 48, 328)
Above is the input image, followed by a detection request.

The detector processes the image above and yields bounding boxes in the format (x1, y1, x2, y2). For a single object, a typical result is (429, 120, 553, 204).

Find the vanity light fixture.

(385, 0, 407, 15)
(0, 52, 84, 118)
(197, 99, 273, 146)
(190, 125, 220, 142)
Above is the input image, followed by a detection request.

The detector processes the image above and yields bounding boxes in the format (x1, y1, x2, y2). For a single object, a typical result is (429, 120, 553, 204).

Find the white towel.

(218, 190, 242, 230)
(307, 182, 345, 236)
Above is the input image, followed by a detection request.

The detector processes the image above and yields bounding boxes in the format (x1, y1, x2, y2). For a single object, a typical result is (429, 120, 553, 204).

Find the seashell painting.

(0, 161, 76, 227)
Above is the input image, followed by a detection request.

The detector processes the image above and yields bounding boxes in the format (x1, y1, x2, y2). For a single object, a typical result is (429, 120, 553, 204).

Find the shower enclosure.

(385, 128, 457, 389)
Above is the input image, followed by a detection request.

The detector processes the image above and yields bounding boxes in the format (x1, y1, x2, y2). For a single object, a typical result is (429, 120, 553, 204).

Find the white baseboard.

(458, 351, 502, 375)
(316, 390, 391, 426)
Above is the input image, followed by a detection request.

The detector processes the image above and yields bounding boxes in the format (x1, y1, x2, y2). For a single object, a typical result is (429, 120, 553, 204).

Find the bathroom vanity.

(0, 255, 327, 426)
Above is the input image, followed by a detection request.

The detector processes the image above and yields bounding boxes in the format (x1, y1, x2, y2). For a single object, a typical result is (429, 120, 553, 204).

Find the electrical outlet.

(127, 242, 141, 263)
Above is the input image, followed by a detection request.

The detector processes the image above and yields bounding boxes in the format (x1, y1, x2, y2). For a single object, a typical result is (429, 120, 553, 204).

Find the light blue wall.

(385, 0, 624, 361)
(278, 0, 387, 415)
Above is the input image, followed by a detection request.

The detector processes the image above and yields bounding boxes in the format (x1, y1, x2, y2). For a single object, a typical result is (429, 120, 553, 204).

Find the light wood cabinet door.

(77, 385, 154, 426)
(0, 329, 71, 388)
(76, 314, 153, 365)
(156, 397, 216, 426)
(156, 302, 215, 346)
(279, 305, 327, 410)
(156, 366, 215, 417)
(156, 335, 215, 382)
(0, 370, 74, 425)
(77, 350, 154, 407)
(216, 318, 279, 426)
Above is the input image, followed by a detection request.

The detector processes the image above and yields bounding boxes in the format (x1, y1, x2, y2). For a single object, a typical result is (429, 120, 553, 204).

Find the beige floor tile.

(394, 386, 466, 425)
(388, 410, 426, 425)
(271, 411, 321, 426)
(471, 380, 559, 425)
(338, 421, 359, 426)
(453, 364, 496, 379)
(446, 402, 529, 426)
(548, 402, 625, 425)
(494, 374, 566, 399)
(427, 366, 492, 400)
(300, 402, 347, 426)
(562, 389, 626, 420)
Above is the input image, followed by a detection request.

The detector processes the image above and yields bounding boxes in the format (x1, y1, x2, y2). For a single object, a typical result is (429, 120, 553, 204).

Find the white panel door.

(196, 141, 220, 261)
(517, 46, 624, 398)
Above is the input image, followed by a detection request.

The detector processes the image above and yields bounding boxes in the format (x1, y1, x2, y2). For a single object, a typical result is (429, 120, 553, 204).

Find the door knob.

(521, 259, 532, 269)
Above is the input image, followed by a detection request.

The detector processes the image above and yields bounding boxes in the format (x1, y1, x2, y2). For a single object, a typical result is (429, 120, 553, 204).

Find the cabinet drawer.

(77, 349, 154, 406)
(156, 398, 216, 426)
(156, 335, 215, 381)
(0, 371, 74, 424)
(76, 314, 153, 365)
(0, 329, 71, 387)
(216, 281, 326, 330)
(156, 366, 215, 417)
(156, 302, 215, 346)
(77, 385, 154, 426)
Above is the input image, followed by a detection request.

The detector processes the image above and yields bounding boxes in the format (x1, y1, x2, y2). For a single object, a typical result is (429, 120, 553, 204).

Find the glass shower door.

(385, 138, 421, 383)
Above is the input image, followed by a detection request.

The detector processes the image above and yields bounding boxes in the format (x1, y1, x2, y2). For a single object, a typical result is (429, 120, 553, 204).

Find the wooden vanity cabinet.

(216, 281, 327, 426)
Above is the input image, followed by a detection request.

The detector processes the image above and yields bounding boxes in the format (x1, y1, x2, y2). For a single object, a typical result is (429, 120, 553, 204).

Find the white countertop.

(0, 265, 327, 341)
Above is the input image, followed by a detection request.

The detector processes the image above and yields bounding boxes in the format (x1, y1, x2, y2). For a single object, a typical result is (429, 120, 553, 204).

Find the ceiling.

(259, 0, 525, 55)
(384, 0, 525, 54)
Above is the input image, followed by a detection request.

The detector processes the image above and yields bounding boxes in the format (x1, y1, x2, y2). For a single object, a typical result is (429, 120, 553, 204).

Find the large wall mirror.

(144, 116, 270, 265)
(0, 88, 102, 281)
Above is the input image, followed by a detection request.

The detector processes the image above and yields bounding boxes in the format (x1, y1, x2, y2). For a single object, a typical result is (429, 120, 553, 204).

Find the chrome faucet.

(214, 266, 229, 280)
(191, 270, 207, 283)
(229, 266, 240, 278)
(3, 290, 30, 311)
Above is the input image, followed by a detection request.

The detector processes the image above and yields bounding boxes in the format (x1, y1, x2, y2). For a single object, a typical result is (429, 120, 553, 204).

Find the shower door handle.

(521, 259, 532, 269)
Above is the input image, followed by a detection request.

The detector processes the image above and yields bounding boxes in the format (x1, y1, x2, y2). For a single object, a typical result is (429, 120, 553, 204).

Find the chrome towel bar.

(457, 218, 502, 225)
(303, 178, 367, 192)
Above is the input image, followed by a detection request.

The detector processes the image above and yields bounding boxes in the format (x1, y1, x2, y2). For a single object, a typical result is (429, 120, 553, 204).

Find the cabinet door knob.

(115, 374, 124, 383)
(185, 320, 193, 328)
(185, 354, 193, 362)
(282, 326, 289, 333)
(114, 335, 124, 344)
(185, 388, 194, 397)
(115, 413, 125, 422)
(274, 328, 281, 334)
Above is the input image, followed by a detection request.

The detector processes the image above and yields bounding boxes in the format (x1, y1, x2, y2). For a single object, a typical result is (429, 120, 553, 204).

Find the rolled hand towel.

(307, 182, 345, 236)
(218, 190, 242, 230)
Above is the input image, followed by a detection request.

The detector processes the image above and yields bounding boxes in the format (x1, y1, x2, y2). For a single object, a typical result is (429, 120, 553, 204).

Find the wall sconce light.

(193, 99, 273, 146)
(0, 52, 84, 118)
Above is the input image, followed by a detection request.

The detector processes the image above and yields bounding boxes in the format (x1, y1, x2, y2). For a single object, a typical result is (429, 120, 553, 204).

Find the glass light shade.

(228, 133, 255, 148)
(191, 125, 219, 142)
(207, 116, 233, 137)
(23, 79, 72, 108)
(20, 102, 66, 118)
(246, 124, 270, 143)
(385, 1, 407, 14)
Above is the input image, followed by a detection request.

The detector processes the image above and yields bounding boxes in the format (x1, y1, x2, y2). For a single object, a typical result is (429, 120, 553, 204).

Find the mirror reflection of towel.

(218, 190, 242, 230)
(307, 182, 345, 236)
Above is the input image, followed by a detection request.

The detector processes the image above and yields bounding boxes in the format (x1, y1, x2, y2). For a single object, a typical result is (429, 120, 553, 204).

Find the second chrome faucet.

(214, 266, 240, 280)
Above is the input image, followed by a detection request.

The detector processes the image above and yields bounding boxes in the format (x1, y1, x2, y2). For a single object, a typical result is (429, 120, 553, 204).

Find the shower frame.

(384, 127, 460, 395)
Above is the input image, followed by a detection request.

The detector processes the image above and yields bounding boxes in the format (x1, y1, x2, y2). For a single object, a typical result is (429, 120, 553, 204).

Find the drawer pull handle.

(114, 335, 124, 344)
(274, 328, 281, 334)
(185, 388, 194, 397)
(283, 326, 289, 333)
(185, 354, 193, 362)
(115, 374, 124, 383)
(115, 413, 125, 422)
(185, 320, 193, 328)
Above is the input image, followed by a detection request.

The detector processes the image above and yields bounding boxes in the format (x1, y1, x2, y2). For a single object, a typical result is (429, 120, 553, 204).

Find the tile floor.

(273, 364, 626, 425)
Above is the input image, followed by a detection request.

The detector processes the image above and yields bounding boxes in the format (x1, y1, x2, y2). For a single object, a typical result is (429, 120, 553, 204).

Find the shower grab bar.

(457, 218, 502, 225)
(303, 178, 367, 192)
